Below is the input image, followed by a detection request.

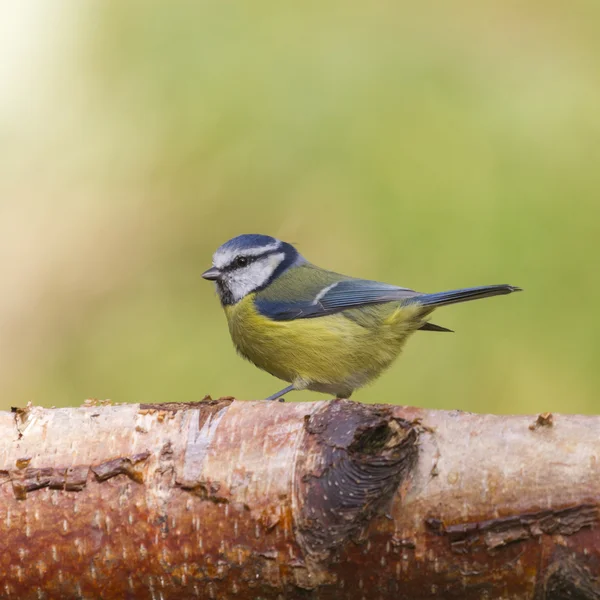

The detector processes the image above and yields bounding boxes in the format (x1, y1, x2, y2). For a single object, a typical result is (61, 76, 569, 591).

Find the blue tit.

(202, 234, 521, 401)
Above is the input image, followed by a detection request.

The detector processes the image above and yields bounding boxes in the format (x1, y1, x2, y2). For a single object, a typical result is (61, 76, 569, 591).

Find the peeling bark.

(0, 399, 598, 599)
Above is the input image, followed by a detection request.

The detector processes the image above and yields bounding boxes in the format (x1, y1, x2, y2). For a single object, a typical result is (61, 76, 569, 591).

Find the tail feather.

(412, 285, 522, 308)
(419, 322, 454, 333)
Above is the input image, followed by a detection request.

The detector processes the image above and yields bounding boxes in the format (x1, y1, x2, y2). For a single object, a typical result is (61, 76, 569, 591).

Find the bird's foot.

(265, 384, 295, 402)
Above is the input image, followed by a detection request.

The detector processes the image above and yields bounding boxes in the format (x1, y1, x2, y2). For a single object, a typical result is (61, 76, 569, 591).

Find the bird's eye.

(236, 256, 248, 267)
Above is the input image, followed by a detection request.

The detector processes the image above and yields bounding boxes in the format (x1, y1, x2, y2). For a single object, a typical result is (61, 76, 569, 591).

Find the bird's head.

(202, 234, 304, 305)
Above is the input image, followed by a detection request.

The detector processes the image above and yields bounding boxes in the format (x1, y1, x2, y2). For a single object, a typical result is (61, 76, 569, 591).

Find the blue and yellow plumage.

(202, 234, 521, 400)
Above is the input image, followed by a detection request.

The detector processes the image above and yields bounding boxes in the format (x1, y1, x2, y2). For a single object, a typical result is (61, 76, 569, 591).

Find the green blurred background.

(1, 1, 599, 414)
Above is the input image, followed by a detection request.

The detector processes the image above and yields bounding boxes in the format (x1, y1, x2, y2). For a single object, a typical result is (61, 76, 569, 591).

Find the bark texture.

(0, 398, 598, 599)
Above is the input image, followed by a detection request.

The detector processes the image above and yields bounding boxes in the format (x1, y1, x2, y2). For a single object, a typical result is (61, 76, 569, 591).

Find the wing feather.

(255, 278, 417, 321)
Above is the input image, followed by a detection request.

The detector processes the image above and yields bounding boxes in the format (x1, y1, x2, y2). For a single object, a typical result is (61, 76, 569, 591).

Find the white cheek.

(229, 264, 270, 302)
(228, 254, 284, 302)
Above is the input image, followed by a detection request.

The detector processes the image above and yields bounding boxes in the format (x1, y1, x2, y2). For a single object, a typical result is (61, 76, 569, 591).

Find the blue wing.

(255, 278, 417, 321)
(255, 269, 520, 321)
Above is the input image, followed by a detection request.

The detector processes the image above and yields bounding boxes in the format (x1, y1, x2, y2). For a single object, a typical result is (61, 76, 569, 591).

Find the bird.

(202, 234, 521, 401)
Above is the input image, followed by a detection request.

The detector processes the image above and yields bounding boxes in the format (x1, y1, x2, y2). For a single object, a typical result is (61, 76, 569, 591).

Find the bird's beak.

(202, 267, 221, 281)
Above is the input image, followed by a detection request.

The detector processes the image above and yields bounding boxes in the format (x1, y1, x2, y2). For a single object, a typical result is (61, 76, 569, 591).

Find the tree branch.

(1, 399, 598, 599)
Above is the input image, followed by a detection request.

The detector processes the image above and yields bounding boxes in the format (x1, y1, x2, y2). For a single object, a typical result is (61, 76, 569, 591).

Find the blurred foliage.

(1, 1, 599, 414)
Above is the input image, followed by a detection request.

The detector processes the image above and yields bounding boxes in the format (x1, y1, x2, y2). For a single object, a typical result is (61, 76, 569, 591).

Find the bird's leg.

(265, 384, 295, 402)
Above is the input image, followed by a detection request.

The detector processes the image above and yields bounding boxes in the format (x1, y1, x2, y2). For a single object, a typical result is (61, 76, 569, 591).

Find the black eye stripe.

(223, 249, 279, 272)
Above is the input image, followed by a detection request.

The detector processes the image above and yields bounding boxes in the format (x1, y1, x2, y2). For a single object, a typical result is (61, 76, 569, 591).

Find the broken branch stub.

(0, 399, 598, 599)
(295, 401, 418, 562)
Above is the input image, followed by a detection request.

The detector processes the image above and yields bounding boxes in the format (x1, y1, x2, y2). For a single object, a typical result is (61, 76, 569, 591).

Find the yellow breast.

(223, 294, 426, 396)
